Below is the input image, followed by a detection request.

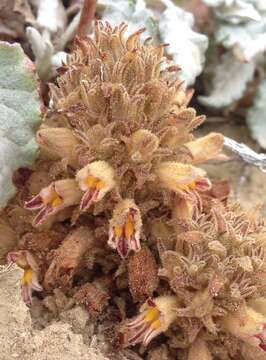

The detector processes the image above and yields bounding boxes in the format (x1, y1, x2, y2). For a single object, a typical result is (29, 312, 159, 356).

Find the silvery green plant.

(199, 0, 266, 109)
(26, 0, 81, 81)
(0, 42, 41, 209)
(199, 0, 266, 149)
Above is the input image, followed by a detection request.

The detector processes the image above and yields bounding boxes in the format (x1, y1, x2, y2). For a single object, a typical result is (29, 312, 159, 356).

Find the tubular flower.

(184, 133, 224, 164)
(155, 162, 211, 201)
(222, 303, 266, 352)
(126, 296, 178, 346)
(76, 160, 115, 212)
(108, 199, 142, 258)
(7, 250, 42, 305)
(36, 127, 79, 167)
(25, 179, 82, 226)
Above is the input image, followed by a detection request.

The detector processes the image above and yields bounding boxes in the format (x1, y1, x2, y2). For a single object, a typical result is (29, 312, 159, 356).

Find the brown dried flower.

(44, 227, 95, 291)
(128, 247, 159, 303)
(74, 276, 112, 316)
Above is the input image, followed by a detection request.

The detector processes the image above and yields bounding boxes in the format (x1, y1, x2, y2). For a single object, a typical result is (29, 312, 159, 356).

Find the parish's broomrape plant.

(4, 22, 266, 359)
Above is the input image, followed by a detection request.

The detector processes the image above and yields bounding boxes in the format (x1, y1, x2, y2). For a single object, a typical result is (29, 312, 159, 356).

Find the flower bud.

(126, 129, 159, 163)
(76, 160, 115, 212)
(25, 179, 82, 226)
(7, 250, 42, 305)
(184, 133, 224, 164)
(108, 199, 142, 258)
(36, 127, 79, 167)
(126, 295, 178, 346)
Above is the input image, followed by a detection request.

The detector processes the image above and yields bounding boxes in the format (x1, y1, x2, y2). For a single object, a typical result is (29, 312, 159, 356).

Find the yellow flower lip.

(7, 250, 43, 306)
(126, 296, 178, 346)
(85, 175, 105, 191)
(42, 189, 63, 207)
(21, 268, 33, 285)
(125, 214, 134, 240)
(76, 161, 115, 212)
(144, 307, 160, 323)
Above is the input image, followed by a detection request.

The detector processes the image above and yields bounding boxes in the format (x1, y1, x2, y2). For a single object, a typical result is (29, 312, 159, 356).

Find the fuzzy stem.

(77, 0, 97, 36)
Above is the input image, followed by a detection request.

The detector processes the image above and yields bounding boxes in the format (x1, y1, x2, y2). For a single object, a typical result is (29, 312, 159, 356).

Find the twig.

(56, 12, 81, 51)
(77, 0, 97, 37)
(224, 136, 266, 173)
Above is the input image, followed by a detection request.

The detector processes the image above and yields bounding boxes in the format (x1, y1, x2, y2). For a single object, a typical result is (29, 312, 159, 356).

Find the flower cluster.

(23, 22, 223, 259)
(3, 21, 266, 360)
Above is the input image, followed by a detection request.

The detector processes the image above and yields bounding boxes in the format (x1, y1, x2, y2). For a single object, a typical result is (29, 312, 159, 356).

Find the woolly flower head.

(25, 21, 223, 257)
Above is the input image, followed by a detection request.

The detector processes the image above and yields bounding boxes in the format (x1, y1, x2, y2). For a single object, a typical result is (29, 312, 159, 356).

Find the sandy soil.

(0, 266, 108, 360)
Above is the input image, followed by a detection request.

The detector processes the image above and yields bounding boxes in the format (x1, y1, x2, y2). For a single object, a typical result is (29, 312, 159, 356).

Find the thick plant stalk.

(77, 0, 96, 36)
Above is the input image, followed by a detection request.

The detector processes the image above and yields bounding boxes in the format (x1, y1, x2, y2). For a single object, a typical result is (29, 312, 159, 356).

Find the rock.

(59, 306, 89, 331)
